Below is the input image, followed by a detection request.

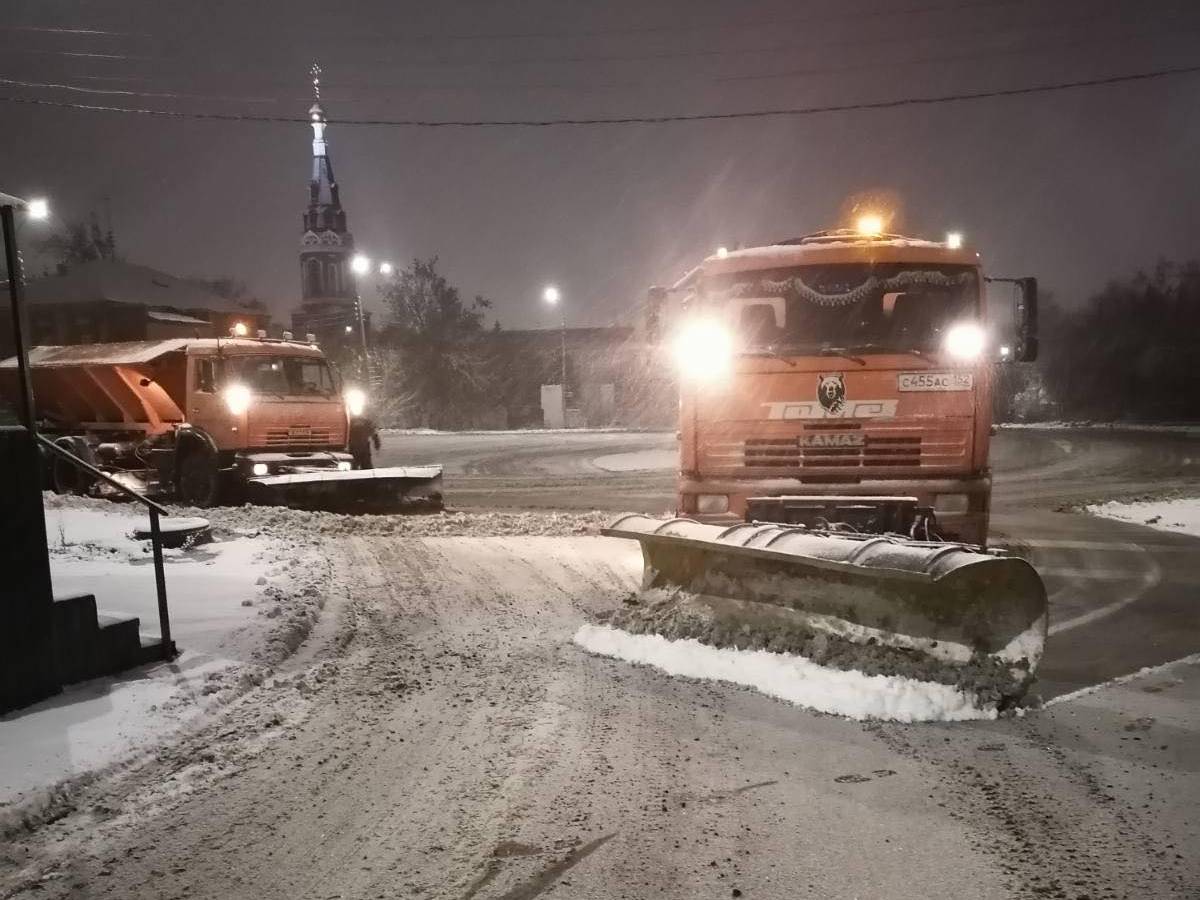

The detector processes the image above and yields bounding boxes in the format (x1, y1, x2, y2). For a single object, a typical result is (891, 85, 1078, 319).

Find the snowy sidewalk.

(0, 499, 324, 812)
(1089, 496, 1200, 539)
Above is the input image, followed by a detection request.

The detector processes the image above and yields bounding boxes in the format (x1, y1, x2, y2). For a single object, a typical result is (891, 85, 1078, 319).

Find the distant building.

(485, 326, 673, 428)
(290, 68, 368, 345)
(1, 259, 269, 354)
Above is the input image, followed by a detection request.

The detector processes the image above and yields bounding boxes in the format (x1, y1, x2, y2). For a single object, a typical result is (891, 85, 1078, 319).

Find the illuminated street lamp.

(946, 231, 964, 250)
(350, 253, 371, 276)
(378, 261, 394, 276)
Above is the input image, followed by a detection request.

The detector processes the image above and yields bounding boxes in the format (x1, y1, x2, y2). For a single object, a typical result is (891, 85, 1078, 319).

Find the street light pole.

(1, 198, 41, 433)
(543, 285, 567, 413)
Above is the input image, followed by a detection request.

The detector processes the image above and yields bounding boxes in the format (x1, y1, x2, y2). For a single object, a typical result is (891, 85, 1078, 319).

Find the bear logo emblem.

(817, 373, 846, 414)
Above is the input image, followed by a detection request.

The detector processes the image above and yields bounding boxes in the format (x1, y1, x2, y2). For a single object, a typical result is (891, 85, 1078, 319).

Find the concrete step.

(53, 593, 161, 685)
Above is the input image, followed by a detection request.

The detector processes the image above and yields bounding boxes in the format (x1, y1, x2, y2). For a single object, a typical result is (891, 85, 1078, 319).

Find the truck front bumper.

(678, 474, 991, 546)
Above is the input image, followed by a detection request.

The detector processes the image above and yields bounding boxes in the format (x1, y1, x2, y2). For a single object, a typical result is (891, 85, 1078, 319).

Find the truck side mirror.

(1014, 277, 1038, 362)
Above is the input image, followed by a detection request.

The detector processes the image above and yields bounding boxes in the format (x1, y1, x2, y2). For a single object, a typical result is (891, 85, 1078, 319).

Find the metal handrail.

(36, 434, 176, 661)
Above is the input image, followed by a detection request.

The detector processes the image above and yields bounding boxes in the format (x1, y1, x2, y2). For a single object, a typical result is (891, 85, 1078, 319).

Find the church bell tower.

(292, 65, 358, 339)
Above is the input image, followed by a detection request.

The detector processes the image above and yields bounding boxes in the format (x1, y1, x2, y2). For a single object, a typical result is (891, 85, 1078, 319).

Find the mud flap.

(245, 465, 443, 512)
(602, 514, 1048, 701)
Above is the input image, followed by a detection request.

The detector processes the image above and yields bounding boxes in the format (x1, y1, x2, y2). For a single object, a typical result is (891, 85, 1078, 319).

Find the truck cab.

(660, 229, 1037, 546)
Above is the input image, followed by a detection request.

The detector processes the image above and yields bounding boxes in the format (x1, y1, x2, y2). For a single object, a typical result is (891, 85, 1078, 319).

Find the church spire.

(296, 63, 354, 313)
(308, 63, 336, 205)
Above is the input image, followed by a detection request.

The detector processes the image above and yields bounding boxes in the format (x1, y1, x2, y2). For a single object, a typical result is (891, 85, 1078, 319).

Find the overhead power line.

(1, 64, 1197, 128)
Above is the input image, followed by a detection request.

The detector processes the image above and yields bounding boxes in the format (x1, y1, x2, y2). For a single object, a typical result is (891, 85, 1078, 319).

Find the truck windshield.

(708, 263, 979, 354)
(229, 356, 337, 398)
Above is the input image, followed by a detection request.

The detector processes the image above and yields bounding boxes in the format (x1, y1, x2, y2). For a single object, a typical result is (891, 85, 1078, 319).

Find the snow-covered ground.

(1088, 496, 1200, 538)
(0, 498, 326, 811)
(999, 421, 1200, 434)
(574, 624, 996, 723)
(592, 448, 677, 472)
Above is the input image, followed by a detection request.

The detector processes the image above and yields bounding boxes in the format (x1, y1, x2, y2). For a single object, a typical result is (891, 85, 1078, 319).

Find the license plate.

(897, 372, 973, 392)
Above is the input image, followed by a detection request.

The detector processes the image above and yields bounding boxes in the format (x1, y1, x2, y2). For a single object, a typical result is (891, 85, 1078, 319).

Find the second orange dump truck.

(1, 334, 442, 510)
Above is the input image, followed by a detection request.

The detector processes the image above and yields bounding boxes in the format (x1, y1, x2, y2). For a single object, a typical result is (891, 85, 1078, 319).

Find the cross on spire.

(310, 63, 322, 101)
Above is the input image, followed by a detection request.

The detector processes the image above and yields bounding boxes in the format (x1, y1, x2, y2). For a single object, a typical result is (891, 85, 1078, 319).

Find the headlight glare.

(943, 322, 986, 361)
(673, 319, 733, 381)
(223, 383, 253, 415)
(344, 387, 367, 417)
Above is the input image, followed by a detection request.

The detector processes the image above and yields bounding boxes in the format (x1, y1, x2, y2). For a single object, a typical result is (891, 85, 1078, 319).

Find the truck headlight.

(696, 494, 730, 514)
(943, 322, 986, 361)
(223, 383, 253, 415)
(344, 387, 367, 417)
(673, 319, 732, 381)
(251, 463, 269, 476)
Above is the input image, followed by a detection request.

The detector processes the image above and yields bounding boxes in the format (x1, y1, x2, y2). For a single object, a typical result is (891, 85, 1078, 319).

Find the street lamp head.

(379, 261, 394, 276)
(26, 198, 49, 220)
(350, 254, 371, 276)
(543, 285, 560, 305)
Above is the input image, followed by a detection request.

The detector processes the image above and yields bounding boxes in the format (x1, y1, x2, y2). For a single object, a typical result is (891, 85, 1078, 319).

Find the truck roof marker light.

(856, 213, 884, 237)
(305, 333, 317, 343)
(231, 322, 248, 337)
(946, 231, 964, 250)
(282, 330, 294, 341)
(256, 329, 267, 339)
(716, 246, 729, 259)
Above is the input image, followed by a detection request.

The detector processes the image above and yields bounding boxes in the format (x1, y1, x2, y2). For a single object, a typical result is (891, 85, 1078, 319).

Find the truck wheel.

(51, 437, 96, 496)
(177, 447, 220, 508)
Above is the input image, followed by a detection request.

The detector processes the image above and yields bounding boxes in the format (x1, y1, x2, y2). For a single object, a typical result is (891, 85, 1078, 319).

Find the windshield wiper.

(743, 346, 797, 367)
(817, 346, 866, 366)
(843, 342, 929, 361)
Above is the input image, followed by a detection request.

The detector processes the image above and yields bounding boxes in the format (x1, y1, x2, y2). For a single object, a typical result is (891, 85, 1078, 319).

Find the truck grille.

(262, 426, 337, 448)
(740, 424, 942, 470)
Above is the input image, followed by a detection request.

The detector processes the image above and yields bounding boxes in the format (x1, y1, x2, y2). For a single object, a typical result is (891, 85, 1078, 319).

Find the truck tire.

(177, 446, 220, 508)
(51, 436, 97, 496)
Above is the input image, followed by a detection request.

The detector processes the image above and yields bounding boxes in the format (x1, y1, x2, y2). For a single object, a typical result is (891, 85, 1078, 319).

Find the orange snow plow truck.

(601, 228, 1048, 702)
(0, 335, 442, 511)
(652, 229, 1038, 547)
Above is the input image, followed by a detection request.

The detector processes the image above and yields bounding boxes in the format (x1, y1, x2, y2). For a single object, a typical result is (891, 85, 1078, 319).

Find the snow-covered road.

(3, 530, 1195, 898)
(3, 427, 1200, 898)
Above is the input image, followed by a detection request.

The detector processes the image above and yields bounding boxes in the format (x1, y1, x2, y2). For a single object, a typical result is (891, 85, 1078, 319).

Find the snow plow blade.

(245, 465, 443, 512)
(601, 514, 1048, 703)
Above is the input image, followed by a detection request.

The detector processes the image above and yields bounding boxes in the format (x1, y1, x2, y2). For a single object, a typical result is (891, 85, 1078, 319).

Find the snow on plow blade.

(601, 514, 1048, 703)
(246, 465, 443, 512)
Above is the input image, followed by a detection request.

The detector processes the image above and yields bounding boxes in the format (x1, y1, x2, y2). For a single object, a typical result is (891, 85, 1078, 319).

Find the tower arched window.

(326, 262, 340, 295)
(305, 258, 322, 297)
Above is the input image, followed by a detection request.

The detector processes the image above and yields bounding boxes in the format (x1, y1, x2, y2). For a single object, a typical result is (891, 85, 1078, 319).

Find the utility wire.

(1, 64, 1197, 127)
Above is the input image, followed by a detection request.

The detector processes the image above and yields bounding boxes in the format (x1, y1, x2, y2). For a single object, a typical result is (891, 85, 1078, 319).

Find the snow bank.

(592, 448, 677, 472)
(2, 500, 327, 809)
(998, 421, 1200, 435)
(381, 426, 646, 436)
(574, 623, 996, 723)
(1087, 497, 1200, 539)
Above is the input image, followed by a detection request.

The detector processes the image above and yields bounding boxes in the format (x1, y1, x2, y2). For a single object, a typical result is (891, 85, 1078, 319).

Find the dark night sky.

(2, 0, 1198, 329)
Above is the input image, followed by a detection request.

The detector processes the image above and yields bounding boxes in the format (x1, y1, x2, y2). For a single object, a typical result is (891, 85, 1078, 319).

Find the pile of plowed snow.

(575, 624, 995, 722)
(179, 505, 611, 539)
(575, 589, 1022, 722)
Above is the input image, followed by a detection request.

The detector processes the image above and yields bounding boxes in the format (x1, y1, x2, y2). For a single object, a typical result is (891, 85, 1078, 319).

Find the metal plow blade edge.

(601, 514, 1049, 705)
(246, 465, 444, 513)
